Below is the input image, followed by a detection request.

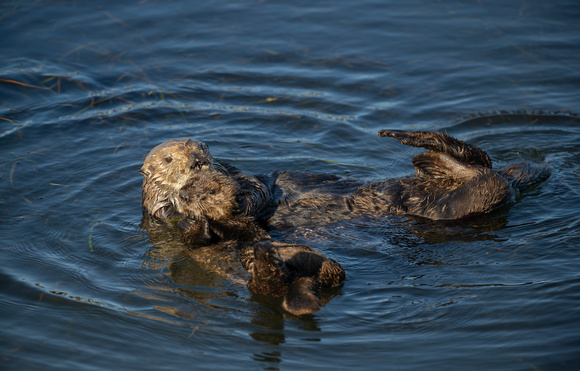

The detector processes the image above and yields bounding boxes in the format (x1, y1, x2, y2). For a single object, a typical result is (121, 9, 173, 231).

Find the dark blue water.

(1, 1, 579, 370)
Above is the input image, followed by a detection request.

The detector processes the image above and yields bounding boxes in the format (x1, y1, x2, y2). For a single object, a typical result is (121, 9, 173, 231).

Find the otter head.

(140, 138, 227, 219)
(175, 171, 241, 221)
(140, 138, 219, 186)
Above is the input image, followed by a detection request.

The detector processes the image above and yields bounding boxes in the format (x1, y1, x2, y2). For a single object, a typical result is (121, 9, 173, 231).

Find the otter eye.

(164, 156, 172, 164)
(209, 190, 216, 195)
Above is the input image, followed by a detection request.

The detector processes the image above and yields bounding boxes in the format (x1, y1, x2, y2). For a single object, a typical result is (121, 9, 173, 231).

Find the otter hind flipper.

(282, 277, 321, 315)
(317, 258, 346, 288)
(378, 130, 492, 168)
(412, 152, 480, 181)
(243, 242, 345, 315)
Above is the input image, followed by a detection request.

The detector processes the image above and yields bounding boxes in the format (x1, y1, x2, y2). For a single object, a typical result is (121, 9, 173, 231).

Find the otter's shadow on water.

(280, 210, 509, 254)
(394, 213, 512, 267)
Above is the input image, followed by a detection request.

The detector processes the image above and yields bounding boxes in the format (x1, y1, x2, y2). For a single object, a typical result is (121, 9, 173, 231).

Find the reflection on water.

(141, 207, 340, 347)
(140, 212, 246, 312)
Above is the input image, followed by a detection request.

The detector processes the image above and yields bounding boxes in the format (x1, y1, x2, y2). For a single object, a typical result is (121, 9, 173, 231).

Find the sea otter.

(174, 170, 269, 246)
(139, 129, 549, 314)
(240, 241, 345, 315)
(140, 130, 550, 230)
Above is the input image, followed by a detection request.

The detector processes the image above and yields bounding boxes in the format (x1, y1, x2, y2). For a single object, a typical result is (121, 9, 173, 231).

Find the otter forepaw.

(179, 216, 213, 246)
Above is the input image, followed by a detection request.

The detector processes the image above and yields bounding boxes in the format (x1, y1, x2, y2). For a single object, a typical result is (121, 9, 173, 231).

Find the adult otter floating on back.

(140, 130, 550, 228)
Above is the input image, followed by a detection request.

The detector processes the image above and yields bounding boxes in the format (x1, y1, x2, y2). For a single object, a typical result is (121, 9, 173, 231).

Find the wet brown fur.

(139, 130, 549, 314)
(141, 131, 549, 228)
(175, 171, 269, 246)
(140, 138, 272, 222)
(140, 130, 550, 235)
(240, 242, 345, 315)
(139, 138, 227, 220)
(265, 130, 549, 228)
(172, 172, 345, 315)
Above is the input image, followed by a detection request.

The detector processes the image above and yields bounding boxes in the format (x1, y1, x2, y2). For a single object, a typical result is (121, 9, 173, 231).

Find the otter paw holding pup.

(241, 242, 345, 315)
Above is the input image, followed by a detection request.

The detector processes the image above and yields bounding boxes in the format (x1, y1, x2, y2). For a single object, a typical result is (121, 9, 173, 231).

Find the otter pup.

(175, 171, 269, 246)
(240, 242, 345, 315)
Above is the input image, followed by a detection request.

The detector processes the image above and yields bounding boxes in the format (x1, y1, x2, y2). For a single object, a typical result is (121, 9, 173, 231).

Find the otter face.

(140, 139, 220, 190)
(176, 171, 240, 221)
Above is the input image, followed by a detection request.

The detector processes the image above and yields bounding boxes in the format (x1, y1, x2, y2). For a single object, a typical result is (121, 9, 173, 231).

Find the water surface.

(1, 1, 579, 370)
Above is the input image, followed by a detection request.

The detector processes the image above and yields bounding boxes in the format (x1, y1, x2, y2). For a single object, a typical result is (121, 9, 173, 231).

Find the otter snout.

(191, 156, 210, 171)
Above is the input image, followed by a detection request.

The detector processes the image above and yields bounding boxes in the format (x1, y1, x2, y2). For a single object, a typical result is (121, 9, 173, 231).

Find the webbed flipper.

(245, 242, 289, 298)
(378, 130, 492, 168)
(242, 242, 345, 315)
(411, 152, 480, 181)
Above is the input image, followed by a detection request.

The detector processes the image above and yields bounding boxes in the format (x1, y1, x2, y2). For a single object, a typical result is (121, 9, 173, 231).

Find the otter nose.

(191, 157, 210, 171)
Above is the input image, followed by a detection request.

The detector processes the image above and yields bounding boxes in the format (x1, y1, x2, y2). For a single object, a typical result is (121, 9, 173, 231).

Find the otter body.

(140, 130, 550, 231)
(265, 158, 515, 229)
